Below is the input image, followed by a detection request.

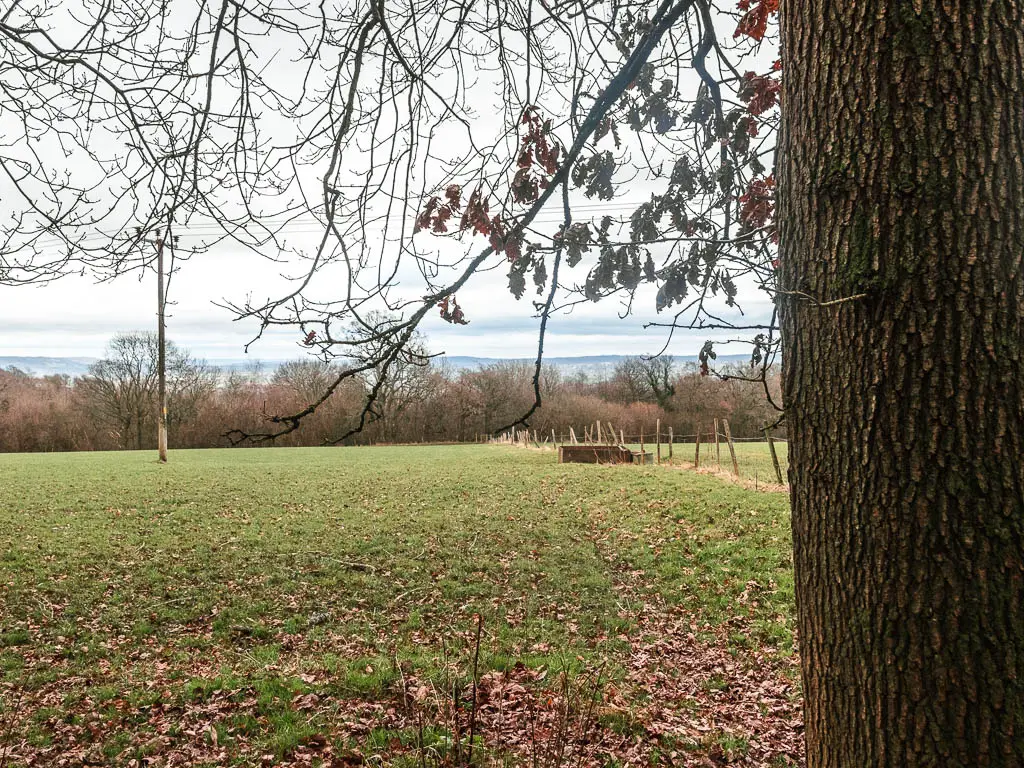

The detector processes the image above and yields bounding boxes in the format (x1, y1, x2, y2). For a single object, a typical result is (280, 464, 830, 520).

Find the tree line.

(0, 333, 780, 454)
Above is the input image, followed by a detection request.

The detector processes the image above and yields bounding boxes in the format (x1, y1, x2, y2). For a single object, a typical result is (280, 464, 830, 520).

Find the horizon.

(0, 350, 758, 379)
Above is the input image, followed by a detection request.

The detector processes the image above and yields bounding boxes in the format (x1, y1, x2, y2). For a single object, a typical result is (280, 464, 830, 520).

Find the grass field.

(0, 445, 800, 766)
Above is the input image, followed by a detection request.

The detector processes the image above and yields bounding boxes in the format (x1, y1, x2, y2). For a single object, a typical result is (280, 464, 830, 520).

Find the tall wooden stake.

(668, 427, 674, 459)
(765, 428, 784, 484)
(714, 418, 721, 467)
(723, 419, 739, 477)
(694, 423, 701, 469)
(656, 419, 661, 464)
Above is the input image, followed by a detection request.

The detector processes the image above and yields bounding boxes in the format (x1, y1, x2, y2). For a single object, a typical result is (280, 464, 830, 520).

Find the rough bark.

(779, 1, 1024, 765)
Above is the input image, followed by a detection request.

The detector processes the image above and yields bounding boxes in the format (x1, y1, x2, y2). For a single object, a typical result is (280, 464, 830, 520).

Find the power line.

(23, 199, 662, 252)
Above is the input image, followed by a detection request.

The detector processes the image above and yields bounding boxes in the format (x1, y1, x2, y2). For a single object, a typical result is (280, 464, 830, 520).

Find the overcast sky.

(0, 4, 776, 366)
(0, 230, 772, 363)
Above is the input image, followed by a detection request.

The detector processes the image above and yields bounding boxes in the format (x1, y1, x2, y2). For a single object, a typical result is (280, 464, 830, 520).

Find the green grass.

(0, 445, 795, 765)
(672, 439, 788, 484)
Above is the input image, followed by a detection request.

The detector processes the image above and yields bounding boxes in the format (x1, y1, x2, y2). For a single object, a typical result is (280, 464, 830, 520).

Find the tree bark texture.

(779, 1, 1024, 765)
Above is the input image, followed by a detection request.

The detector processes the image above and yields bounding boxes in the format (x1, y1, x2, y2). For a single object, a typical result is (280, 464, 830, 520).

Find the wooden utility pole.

(155, 235, 167, 463)
(137, 226, 172, 464)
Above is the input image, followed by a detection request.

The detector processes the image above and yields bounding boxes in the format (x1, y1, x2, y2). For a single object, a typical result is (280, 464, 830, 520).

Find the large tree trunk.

(778, 2, 1024, 764)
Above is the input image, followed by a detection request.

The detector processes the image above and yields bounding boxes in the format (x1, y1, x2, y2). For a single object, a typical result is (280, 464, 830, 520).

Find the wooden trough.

(558, 445, 654, 465)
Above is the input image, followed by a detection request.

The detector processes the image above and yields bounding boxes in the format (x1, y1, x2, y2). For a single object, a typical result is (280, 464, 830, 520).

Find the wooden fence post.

(723, 419, 740, 477)
(668, 427, 674, 459)
(714, 418, 721, 467)
(552, 429, 557, 448)
(694, 424, 701, 469)
(620, 429, 625, 446)
(655, 419, 661, 464)
(765, 428, 784, 484)
(640, 427, 645, 463)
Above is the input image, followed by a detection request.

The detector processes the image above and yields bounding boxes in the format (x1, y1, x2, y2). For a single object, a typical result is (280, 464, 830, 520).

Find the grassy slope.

(0, 446, 796, 765)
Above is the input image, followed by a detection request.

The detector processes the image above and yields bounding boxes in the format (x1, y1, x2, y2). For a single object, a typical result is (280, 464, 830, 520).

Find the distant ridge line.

(1, 353, 755, 378)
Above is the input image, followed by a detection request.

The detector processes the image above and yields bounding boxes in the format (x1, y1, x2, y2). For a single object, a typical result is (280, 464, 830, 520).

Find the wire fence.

(493, 417, 788, 486)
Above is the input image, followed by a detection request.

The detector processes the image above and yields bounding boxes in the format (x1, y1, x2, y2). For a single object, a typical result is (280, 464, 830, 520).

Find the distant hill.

(440, 354, 752, 379)
(0, 356, 98, 377)
(2, 353, 755, 380)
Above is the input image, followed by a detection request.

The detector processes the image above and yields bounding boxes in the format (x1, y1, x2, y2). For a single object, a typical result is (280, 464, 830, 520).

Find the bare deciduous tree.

(272, 360, 342, 405)
(78, 333, 216, 449)
(610, 356, 676, 409)
(0, 1, 307, 286)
